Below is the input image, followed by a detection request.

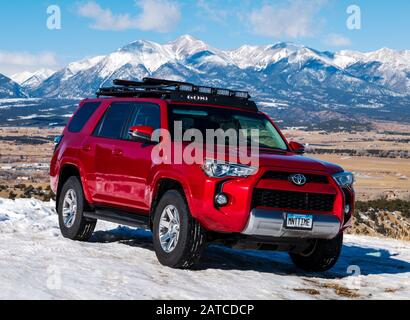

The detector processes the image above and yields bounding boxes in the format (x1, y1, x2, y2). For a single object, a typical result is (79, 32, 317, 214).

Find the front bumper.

(242, 209, 341, 240)
(189, 166, 353, 235)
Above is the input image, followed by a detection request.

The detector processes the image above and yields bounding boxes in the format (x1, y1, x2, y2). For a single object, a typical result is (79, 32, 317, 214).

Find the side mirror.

(129, 126, 154, 142)
(289, 141, 305, 155)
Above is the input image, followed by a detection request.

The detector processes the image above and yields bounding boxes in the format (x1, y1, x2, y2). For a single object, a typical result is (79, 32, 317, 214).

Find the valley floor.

(0, 198, 409, 300)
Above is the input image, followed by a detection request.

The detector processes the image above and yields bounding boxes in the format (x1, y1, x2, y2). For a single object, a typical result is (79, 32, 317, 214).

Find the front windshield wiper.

(259, 147, 288, 153)
(245, 137, 287, 152)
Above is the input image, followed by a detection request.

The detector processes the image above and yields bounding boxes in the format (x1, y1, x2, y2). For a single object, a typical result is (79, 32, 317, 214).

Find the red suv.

(50, 78, 355, 271)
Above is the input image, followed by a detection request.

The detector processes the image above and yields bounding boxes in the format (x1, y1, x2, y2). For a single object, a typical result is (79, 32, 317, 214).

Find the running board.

(84, 207, 150, 229)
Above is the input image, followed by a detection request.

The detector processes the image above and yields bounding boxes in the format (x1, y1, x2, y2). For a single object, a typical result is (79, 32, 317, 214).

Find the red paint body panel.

(50, 97, 355, 235)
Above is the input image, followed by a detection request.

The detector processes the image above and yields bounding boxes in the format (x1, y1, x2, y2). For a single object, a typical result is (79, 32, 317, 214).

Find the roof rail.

(96, 78, 258, 111)
(113, 78, 194, 88)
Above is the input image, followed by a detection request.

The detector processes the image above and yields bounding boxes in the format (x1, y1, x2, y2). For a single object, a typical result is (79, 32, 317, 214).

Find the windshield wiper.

(259, 146, 288, 153)
(245, 138, 287, 152)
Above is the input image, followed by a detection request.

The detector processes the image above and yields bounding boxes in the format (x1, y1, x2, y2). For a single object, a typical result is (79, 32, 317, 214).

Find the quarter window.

(68, 102, 100, 133)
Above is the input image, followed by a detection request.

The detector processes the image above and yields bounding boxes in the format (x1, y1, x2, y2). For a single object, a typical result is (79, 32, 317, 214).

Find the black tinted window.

(68, 102, 100, 133)
(132, 104, 160, 128)
(169, 104, 288, 150)
(126, 103, 160, 139)
(94, 102, 134, 139)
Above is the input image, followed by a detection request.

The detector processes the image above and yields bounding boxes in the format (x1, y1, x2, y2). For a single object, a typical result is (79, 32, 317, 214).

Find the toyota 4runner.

(50, 78, 355, 271)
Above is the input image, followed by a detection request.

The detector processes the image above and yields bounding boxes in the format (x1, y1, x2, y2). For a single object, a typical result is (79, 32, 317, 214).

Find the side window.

(68, 102, 100, 133)
(125, 103, 161, 140)
(94, 102, 134, 140)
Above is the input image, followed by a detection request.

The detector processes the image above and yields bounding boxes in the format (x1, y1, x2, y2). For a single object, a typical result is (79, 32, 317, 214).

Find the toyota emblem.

(290, 174, 307, 186)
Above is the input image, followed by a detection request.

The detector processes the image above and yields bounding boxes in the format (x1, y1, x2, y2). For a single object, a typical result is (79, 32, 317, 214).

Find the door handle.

(112, 149, 123, 156)
(82, 145, 91, 152)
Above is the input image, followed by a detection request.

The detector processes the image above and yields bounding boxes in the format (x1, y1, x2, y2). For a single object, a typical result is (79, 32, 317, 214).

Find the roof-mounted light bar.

(216, 89, 230, 97)
(110, 78, 251, 100)
(179, 84, 194, 92)
(198, 87, 213, 94)
(176, 85, 250, 100)
(97, 78, 256, 110)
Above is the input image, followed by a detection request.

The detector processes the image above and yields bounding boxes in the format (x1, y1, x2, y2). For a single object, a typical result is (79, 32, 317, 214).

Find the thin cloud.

(0, 51, 58, 76)
(325, 33, 352, 47)
(196, 0, 229, 24)
(249, 0, 327, 39)
(77, 0, 181, 33)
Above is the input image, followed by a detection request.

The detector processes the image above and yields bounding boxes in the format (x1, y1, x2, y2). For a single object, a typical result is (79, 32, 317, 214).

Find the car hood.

(255, 151, 343, 174)
(188, 143, 344, 174)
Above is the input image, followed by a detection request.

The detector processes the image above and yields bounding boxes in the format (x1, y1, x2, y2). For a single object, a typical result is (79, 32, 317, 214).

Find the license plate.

(286, 214, 313, 230)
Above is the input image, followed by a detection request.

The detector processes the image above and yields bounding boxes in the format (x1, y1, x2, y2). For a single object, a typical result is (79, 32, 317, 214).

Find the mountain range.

(10, 69, 55, 91)
(0, 74, 28, 99)
(1, 35, 410, 125)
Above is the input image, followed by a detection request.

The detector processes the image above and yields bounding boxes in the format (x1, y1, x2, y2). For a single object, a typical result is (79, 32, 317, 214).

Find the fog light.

(344, 205, 350, 214)
(215, 193, 229, 207)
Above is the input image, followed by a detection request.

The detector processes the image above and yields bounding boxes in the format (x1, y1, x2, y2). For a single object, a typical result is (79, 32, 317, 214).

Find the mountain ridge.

(1, 35, 410, 124)
(0, 73, 28, 99)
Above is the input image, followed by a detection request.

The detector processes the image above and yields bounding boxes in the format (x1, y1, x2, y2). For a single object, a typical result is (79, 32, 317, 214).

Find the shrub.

(355, 199, 410, 219)
(8, 191, 17, 200)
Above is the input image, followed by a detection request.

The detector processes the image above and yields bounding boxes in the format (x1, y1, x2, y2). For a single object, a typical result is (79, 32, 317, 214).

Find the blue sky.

(0, 0, 409, 75)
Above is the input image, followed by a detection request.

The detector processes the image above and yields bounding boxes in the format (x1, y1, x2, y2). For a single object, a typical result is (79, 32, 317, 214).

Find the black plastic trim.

(84, 206, 150, 229)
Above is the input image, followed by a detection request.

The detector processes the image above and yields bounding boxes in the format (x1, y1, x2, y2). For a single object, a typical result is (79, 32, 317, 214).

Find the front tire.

(57, 176, 96, 241)
(152, 190, 207, 269)
(289, 233, 343, 272)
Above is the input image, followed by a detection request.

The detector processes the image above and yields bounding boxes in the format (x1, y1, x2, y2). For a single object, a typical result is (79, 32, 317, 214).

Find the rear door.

(91, 102, 135, 205)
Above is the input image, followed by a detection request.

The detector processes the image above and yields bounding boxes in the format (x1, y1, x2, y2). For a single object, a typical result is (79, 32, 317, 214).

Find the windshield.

(168, 104, 288, 151)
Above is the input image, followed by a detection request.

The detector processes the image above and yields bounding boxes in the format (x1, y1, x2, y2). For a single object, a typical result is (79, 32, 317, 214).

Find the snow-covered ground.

(0, 198, 409, 300)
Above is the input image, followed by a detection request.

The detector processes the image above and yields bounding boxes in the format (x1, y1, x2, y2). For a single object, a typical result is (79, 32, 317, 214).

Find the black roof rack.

(113, 78, 194, 87)
(96, 78, 258, 112)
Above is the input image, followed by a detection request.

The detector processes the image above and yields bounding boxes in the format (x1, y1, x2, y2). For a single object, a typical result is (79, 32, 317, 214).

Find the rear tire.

(289, 233, 343, 272)
(57, 176, 96, 241)
(152, 190, 207, 269)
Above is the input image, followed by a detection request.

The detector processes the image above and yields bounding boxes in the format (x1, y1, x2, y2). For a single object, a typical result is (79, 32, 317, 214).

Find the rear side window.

(93, 102, 134, 140)
(68, 102, 100, 133)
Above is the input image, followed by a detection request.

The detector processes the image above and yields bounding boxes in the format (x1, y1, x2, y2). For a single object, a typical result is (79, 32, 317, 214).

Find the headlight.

(333, 172, 355, 187)
(202, 159, 258, 178)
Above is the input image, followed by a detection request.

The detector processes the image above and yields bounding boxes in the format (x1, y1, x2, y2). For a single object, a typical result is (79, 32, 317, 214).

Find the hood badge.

(290, 174, 307, 186)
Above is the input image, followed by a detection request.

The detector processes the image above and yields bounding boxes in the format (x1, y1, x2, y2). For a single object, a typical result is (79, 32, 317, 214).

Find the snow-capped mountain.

(10, 71, 35, 85)
(0, 73, 27, 98)
(31, 35, 227, 98)
(31, 56, 105, 98)
(11, 69, 55, 86)
(340, 48, 410, 94)
(29, 35, 410, 97)
(22, 69, 55, 90)
(2, 35, 410, 123)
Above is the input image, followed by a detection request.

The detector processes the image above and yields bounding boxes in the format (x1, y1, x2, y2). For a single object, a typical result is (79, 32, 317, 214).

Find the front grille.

(252, 189, 335, 212)
(262, 171, 329, 184)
